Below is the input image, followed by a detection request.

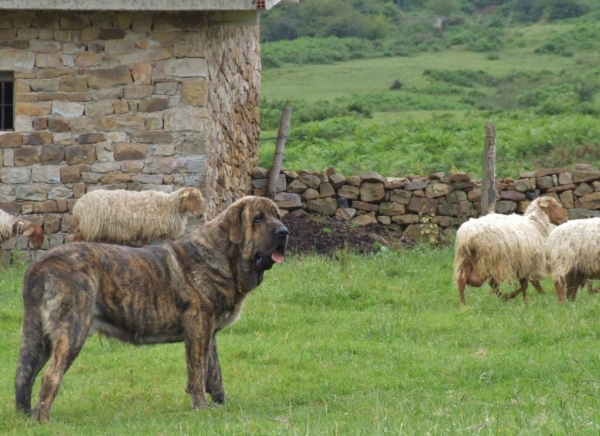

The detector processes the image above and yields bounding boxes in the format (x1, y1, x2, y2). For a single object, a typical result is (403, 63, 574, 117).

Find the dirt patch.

(281, 213, 416, 256)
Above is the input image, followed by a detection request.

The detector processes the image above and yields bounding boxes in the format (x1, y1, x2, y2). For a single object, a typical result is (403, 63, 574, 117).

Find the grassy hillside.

(259, 14, 600, 178)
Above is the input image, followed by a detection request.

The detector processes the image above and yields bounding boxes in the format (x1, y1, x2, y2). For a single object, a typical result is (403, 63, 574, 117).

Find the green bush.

(423, 69, 500, 87)
(535, 24, 600, 55)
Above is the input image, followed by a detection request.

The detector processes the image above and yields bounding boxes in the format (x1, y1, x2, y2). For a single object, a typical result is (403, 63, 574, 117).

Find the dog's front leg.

(183, 317, 211, 409)
(206, 335, 226, 404)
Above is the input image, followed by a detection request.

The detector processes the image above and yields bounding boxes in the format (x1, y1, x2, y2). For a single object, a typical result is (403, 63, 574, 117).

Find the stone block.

(337, 185, 359, 200)
(39, 144, 64, 164)
(114, 142, 148, 161)
(86, 65, 132, 89)
(407, 196, 438, 215)
(16, 102, 53, 116)
(306, 197, 337, 216)
(31, 165, 61, 183)
(60, 165, 82, 183)
(78, 133, 106, 144)
(65, 144, 96, 165)
(360, 182, 385, 202)
(75, 52, 99, 67)
(43, 214, 61, 234)
(14, 147, 39, 166)
(16, 185, 47, 201)
(138, 97, 169, 113)
(425, 182, 451, 198)
(155, 58, 207, 79)
(52, 101, 84, 118)
(34, 200, 58, 213)
(174, 79, 206, 109)
(0, 132, 23, 149)
(274, 192, 302, 209)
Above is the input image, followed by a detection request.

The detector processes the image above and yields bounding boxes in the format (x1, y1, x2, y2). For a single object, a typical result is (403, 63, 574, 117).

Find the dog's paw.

(211, 392, 227, 405)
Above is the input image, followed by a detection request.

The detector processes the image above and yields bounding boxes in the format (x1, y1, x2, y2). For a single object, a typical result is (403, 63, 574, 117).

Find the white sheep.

(72, 187, 205, 245)
(545, 217, 600, 302)
(0, 209, 45, 264)
(454, 196, 567, 305)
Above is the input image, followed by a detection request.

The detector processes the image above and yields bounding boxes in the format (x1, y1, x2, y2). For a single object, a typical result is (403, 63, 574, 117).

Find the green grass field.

(2, 248, 600, 434)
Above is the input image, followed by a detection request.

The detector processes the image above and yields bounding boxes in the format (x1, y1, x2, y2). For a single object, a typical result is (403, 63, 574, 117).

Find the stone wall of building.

(0, 10, 261, 262)
(205, 25, 261, 218)
(253, 165, 600, 242)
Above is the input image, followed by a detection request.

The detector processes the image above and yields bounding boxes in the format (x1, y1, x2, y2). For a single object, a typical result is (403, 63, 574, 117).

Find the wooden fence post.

(481, 124, 497, 215)
(267, 106, 292, 199)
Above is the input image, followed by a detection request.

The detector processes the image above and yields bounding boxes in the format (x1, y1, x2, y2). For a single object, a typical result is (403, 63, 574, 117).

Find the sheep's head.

(179, 188, 205, 221)
(23, 224, 45, 249)
(537, 196, 568, 225)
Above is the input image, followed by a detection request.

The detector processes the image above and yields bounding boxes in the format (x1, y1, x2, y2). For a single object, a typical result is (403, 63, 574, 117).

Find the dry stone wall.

(0, 11, 261, 262)
(253, 164, 600, 241)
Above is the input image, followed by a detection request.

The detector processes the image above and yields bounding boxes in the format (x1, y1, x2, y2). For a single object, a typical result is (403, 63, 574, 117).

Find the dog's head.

(218, 196, 288, 272)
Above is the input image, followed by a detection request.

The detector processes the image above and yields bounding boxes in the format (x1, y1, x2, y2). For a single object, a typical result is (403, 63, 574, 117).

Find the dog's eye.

(254, 213, 264, 224)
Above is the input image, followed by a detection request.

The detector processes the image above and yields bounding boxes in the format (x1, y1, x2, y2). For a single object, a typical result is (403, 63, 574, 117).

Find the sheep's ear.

(539, 196, 549, 208)
(181, 190, 190, 198)
(23, 227, 34, 236)
(219, 202, 244, 245)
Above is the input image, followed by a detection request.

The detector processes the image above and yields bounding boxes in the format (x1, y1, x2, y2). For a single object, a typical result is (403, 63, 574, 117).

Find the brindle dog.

(15, 196, 288, 422)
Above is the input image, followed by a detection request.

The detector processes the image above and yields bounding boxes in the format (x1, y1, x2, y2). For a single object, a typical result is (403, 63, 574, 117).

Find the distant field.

(259, 20, 600, 177)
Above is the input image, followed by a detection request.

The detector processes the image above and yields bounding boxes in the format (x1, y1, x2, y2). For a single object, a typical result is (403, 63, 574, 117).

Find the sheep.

(545, 217, 600, 302)
(0, 209, 45, 264)
(72, 187, 205, 246)
(454, 196, 567, 306)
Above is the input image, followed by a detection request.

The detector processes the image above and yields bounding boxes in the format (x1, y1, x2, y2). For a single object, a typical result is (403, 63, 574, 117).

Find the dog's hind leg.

(31, 324, 89, 423)
(15, 311, 52, 415)
(205, 335, 226, 404)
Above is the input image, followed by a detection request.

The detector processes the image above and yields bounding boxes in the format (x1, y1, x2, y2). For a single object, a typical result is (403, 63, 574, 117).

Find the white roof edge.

(0, 0, 298, 11)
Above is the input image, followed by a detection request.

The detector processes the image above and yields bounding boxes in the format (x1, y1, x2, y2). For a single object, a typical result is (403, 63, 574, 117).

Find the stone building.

(0, 0, 297, 260)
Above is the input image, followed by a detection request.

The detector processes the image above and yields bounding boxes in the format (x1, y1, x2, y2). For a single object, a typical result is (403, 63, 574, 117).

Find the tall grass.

(2, 247, 600, 434)
(259, 112, 600, 178)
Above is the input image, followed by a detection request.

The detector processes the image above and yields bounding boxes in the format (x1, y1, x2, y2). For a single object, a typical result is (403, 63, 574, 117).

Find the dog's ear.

(219, 201, 244, 244)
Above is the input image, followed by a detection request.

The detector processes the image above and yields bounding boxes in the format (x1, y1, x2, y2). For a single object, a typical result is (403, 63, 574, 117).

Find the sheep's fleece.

(72, 188, 204, 244)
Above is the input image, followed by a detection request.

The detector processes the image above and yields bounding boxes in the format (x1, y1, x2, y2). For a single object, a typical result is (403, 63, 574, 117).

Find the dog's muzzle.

(255, 225, 288, 270)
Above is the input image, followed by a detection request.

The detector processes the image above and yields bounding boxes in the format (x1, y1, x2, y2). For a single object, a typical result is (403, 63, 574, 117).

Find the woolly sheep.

(545, 217, 600, 302)
(72, 187, 205, 245)
(0, 210, 45, 263)
(454, 196, 567, 305)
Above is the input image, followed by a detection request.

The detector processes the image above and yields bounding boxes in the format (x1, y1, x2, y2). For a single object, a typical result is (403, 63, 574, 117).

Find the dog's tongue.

(271, 251, 284, 264)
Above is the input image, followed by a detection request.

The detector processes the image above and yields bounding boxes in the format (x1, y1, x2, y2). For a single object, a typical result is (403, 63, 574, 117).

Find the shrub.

(389, 78, 404, 90)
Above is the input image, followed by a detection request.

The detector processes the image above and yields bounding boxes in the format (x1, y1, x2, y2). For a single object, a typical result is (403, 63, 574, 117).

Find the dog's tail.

(15, 271, 52, 415)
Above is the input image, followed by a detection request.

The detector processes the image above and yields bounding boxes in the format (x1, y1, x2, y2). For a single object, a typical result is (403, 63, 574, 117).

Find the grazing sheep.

(72, 187, 205, 245)
(545, 218, 600, 302)
(454, 196, 567, 305)
(0, 210, 45, 264)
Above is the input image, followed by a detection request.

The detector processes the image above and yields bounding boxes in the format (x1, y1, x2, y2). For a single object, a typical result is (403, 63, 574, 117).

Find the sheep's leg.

(489, 279, 504, 300)
(530, 280, 546, 295)
(458, 261, 483, 306)
(555, 281, 566, 303)
(566, 273, 586, 301)
(141, 237, 149, 247)
(587, 280, 599, 295)
(457, 264, 469, 306)
(505, 278, 529, 301)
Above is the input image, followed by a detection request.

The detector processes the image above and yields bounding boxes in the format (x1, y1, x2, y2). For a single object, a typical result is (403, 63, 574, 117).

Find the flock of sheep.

(1, 187, 598, 305)
(454, 196, 600, 305)
(0, 187, 204, 262)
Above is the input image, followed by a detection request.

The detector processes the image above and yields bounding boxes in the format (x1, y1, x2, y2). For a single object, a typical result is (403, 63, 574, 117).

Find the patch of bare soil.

(281, 213, 416, 256)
